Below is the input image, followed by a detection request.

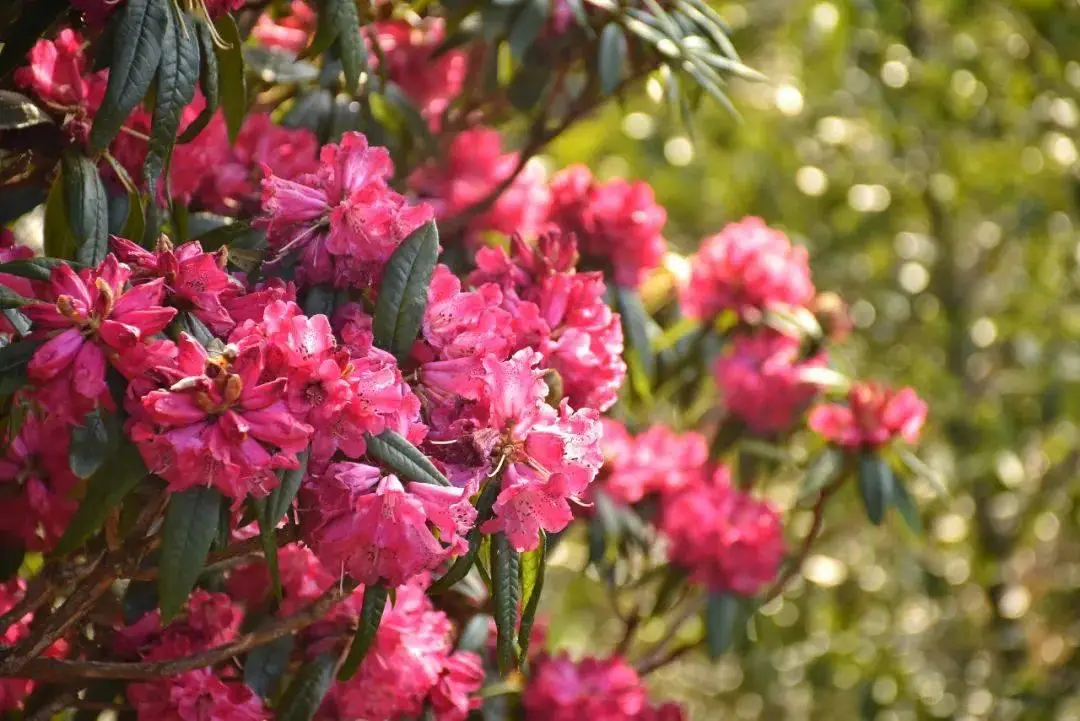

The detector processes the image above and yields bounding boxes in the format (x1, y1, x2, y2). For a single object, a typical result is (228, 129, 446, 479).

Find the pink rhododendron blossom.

(115, 590, 243, 660)
(223, 278, 297, 326)
(409, 127, 551, 244)
(259, 131, 433, 289)
(228, 544, 335, 616)
(0, 412, 80, 552)
(523, 653, 679, 721)
(680, 217, 816, 321)
(24, 256, 177, 421)
(253, 1, 318, 53)
(14, 29, 90, 108)
(301, 462, 475, 585)
(714, 330, 825, 434)
(546, 165, 667, 289)
(128, 669, 270, 721)
(429, 652, 485, 721)
(660, 467, 784, 595)
(599, 420, 707, 504)
(809, 382, 928, 449)
(130, 329, 313, 500)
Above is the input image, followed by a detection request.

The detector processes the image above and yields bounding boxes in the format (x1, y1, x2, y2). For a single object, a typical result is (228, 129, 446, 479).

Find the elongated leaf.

(69, 408, 123, 480)
(372, 221, 439, 362)
(338, 582, 389, 680)
(324, 0, 365, 93)
(122, 579, 159, 625)
(798, 447, 843, 502)
(0, 91, 51, 130)
(507, 61, 552, 112)
(0, 286, 35, 309)
(598, 24, 628, 94)
(250, 496, 282, 601)
(429, 481, 500, 594)
(178, 19, 221, 143)
(145, 9, 200, 185)
(266, 449, 310, 527)
(616, 285, 656, 384)
(214, 14, 247, 143)
(705, 591, 740, 659)
(61, 150, 109, 266)
(244, 629, 294, 699)
(892, 477, 923, 534)
(364, 430, 450, 487)
(277, 651, 338, 721)
(456, 614, 492, 653)
(89, 0, 171, 153)
(0, 337, 44, 395)
(650, 567, 687, 617)
(43, 169, 76, 261)
(898, 448, 948, 497)
(507, 0, 549, 60)
(858, 452, 893, 526)
(0, 0, 68, 81)
(54, 443, 148, 556)
(159, 485, 223, 622)
(517, 533, 546, 661)
(2, 309, 30, 337)
(492, 533, 521, 674)
(172, 311, 216, 348)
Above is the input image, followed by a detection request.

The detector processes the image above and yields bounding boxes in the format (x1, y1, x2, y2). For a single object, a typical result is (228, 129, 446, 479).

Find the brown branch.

(132, 525, 299, 581)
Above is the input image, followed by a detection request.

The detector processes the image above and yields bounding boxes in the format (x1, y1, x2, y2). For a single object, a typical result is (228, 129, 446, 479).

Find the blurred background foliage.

(538, 0, 1080, 719)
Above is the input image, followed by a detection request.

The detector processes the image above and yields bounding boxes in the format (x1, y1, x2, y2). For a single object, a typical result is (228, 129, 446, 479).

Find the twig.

(132, 525, 299, 581)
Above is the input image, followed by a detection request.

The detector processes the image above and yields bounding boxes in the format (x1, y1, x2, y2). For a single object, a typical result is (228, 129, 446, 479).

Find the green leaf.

(54, 443, 148, 556)
(705, 591, 740, 659)
(372, 221, 439, 362)
(178, 18, 221, 144)
(60, 150, 109, 266)
(173, 311, 216, 348)
(89, 0, 171, 154)
(650, 567, 687, 617)
(0, 258, 79, 282)
(892, 477, 923, 534)
(303, 284, 336, 318)
(69, 408, 123, 480)
(277, 651, 338, 721)
(429, 481, 501, 594)
(144, 8, 201, 185)
(506, 61, 552, 112)
(517, 533, 546, 662)
(615, 285, 656, 384)
(0, 337, 39, 395)
(251, 495, 282, 601)
(0, 286, 35, 309)
(323, 0, 366, 93)
(897, 449, 948, 497)
(338, 582, 389, 680)
(858, 452, 894, 526)
(0, 544, 25, 583)
(0, 91, 51, 130)
(798, 447, 843, 502)
(214, 14, 247, 144)
(364, 430, 450, 487)
(43, 169, 76, 261)
(244, 632, 294, 699)
(122, 579, 159, 625)
(159, 485, 223, 622)
(507, 0, 549, 60)
(265, 448, 310, 528)
(492, 533, 521, 674)
(598, 24, 628, 94)
(456, 614, 492, 653)
(0, 0, 68, 81)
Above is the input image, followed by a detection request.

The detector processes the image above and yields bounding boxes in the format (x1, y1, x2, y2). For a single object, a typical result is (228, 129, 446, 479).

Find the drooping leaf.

(277, 651, 338, 721)
(506, 60, 552, 112)
(250, 495, 282, 602)
(214, 14, 247, 143)
(244, 632, 294, 699)
(507, 0, 549, 61)
(159, 485, 223, 622)
(332, 0, 367, 94)
(266, 449, 310, 528)
(615, 285, 656, 385)
(172, 311, 216, 348)
(0, 286, 36, 309)
(891, 477, 923, 534)
(0, 91, 51, 130)
(1, 309, 31, 337)
(650, 567, 687, 617)
(338, 582, 389, 680)
(61, 150, 109, 267)
(144, 9, 200, 185)
(492, 532, 521, 675)
(53, 443, 148, 556)
(0, 0, 68, 81)
(429, 481, 501, 594)
(858, 452, 894, 526)
(89, 0, 171, 154)
(43, 169, 76, 261)
(798, 447, 843, 503)
(243, 46, 320, 84)
(178, 18, 221, 143)
(69, 408, 123, 480)
(372, 221, 440, 362)
(598, 23, 628, 94)
(517, 533, 546, 662)
(364, 430, 450, 487)
(705, 591, 740, 659)
(122, 578, 159, 625)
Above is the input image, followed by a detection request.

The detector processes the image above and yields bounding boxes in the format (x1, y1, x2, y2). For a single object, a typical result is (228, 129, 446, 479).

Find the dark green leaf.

(598, 24, 628, 94)
(159, 485, 223, 622)
(705, 591, 740, 659)
(61, 150, 109, 267)
(144, 9, 200, 185)
(303, 284, 336, 318)
(650, 567, 687, 617)
(244, 633, 294, 699)
(372, 220, 439, 362)
(89, 0, 171, 154)
(429, 481, 501, 594)
(277, 651, 338, 721)
(191, 220, 262, 252)
(507, 0, 549, 60)
(243, 46, 320, 84)
(615, 286, 656, 384)
(214, 14, 247, 144)
(382, 84, 436, 155)
(0, 544, 25, 582)
(43, 169, 76, 261)
(283, 89, 334, 137)
(323, 0, 365, 93)
(0, 338, 43, 378)
(517, 533, 546, 661)
(892, 477, 923, 534)
(2, 309, 31, 337)
(0, 0, 68, 81)
(173, 311, 216, 348)
(0, 91, 51, 130)
(858, 452, 894, 526)
(364, 430, 450, 487)
(54, 443, 148, 556)
(178, 18, 221, 144)
(122, 579, 160, 625)
(264, 449, 310, 531)
(69, 408, 123, 480)
(564, 0, 592, 32)
(506, 61, 552, 112)
(798, 447, 843, 502)
(492, 532, 520, 674)
(0, 285, 36, 309)
(251, 496, 282, 601)
(338, 582, 389, 680)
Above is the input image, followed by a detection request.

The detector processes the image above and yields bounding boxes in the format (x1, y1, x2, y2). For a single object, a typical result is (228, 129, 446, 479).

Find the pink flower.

(115, 590, 243, 660)
(429, 652, 485, 721)
(130, 330, 313, 500)
(223, 278, 297, 326)
(24, 256, 177, 421)
(259, 131, 433, 289)
(546, 165, 667, 289)
(253, 1, 317, 53)
(228, 543, 335, 616)
(660, 467, 784, 596)
(301, 462, 475, 586)
(0, 412, 80, 552)
(680, 217, 815, 321)
(523, 654, 652, 721)
(0, 231, 38, 338)
(128, 669, 269, 721)
(409, 127, 551, 245)
(14, 29, 90, 108)
(599, 420, 707, 504)
(714, 330, 825, 435)
(808, 382, 927, 449)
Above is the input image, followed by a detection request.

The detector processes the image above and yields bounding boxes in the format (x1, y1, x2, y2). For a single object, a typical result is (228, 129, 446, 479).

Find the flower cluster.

(599, 420, 707, 505)
(810, 381, 927, 449)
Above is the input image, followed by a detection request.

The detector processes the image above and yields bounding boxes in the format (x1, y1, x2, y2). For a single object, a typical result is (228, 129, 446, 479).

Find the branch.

(132, 525, 299, 581)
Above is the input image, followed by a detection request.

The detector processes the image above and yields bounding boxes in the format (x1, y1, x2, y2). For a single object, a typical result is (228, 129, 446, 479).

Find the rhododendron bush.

(0, 0, 931, 718)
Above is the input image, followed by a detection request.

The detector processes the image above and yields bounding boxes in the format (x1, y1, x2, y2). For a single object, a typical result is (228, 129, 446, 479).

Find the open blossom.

(809, 382, 927, 449)
(714, 330, 825, 435)
(599, 420, 708, 504)
(229, 543, 335, 616)
(301, 462, 475, 586)
(523, 654, 681, 721)
(254, 0, 317, 53)
(660, 467, 784, 595)
(14, 28, 89, 108)
(317, 579, 482, 721)
(680, 217, 815, 321)
(546, 165, 667, 289)
(128, 669, 269, 721)
(24, 256, 177, 421)
(409, 127, 551, 244)
(259, 131, 433, 289)
(130, 330, 313, 500)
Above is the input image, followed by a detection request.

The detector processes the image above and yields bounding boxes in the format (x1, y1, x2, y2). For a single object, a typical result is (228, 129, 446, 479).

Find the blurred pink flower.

(809, 382, 927, 449)
(524, 653, 682, 721)
(599, 420, 708, 504)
